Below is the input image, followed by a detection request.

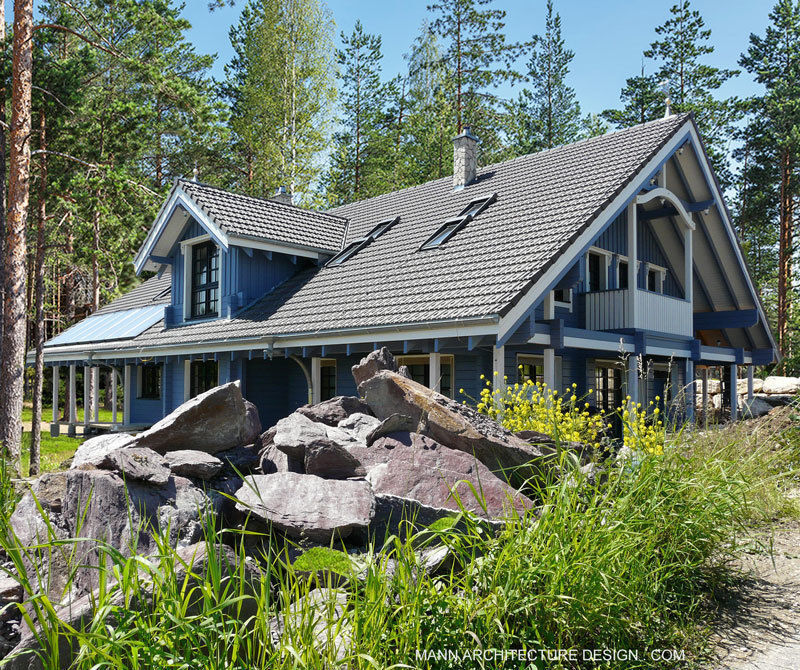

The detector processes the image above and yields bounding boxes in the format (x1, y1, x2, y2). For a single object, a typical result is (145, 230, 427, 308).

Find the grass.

(19, 433, 80, 477)
(21, 406, 117, 425)
(2, 407, 799, 668)
(292, 547, 355, 576)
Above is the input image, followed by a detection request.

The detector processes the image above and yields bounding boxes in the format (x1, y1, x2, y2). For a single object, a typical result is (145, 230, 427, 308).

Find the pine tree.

(515, 0, 581, 151)
(739, 0, 800, 365)
(602, 64, 664, 128)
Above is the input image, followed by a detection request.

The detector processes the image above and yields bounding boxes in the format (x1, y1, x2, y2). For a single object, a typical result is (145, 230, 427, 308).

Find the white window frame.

(615, 255, 641, 290)
(396, 354, 455, 398)
(517, 353, 563, 389)
(645, 263, 666, 294)
(181, 234, 223, 321)
(136, 363, 162, 400)
(587, 247, 612, 292)
(553, 288, 573, 311)
(320, 358, 337, 401)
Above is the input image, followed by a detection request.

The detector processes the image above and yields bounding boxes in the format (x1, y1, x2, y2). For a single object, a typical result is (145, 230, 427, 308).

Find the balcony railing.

(585, 289, 692, 337)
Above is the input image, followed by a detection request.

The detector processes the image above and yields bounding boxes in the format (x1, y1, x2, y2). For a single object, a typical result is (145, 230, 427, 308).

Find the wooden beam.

(694, 309, 758, 330)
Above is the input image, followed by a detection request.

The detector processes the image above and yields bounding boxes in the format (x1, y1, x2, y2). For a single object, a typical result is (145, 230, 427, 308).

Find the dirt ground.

(709, 519, 800, 669)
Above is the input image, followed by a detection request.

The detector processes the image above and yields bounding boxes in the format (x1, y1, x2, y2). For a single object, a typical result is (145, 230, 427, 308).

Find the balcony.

(585, 289, 692, 337)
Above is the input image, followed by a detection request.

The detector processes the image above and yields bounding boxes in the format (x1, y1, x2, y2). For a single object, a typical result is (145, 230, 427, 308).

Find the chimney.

(271, 185, 292, 205)
(453, 126, 479, 190)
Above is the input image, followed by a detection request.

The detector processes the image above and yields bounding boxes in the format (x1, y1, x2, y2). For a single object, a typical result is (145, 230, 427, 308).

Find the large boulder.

(131, 382, 252, 455)
(351, 347, 400, 387)
(163, 450, 224, 480)
(351, 432, 532, 519)
(234, 473, 375, 543)
(101, 447, 171, 485)
(304, 441, 365, 479)
(358, 371, 554, 481)
(742, 397, 773, 419)
(762, 376, 800, 395)
(71, 433, 135, 469)
(296, 396, 373, 427)
(754, 392, 794, 408)
(336, 413, 381, 442)
(242, 400, 262, 445)
(272, 413, 331, 460)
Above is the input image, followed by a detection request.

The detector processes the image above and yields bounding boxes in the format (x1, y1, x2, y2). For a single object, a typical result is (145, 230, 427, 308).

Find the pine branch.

(33, 24, 124, 59)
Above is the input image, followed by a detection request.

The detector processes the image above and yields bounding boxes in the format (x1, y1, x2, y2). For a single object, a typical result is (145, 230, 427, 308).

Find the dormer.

(134, 179, 347, 326)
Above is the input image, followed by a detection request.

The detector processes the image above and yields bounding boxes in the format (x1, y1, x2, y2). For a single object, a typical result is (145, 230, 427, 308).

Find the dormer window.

(327, 217, 399, 267)
(419, 194, 496, 251)
(190, 241, 219, 318)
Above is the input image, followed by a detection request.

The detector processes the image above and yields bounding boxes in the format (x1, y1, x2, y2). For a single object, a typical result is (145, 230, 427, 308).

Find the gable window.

(190, 241, 219, 318)
(138, 364, 162, 400)
(327, 217, 399, 267)
(587, 250, 608, 292)
(396, 354, 454, 397)
(320, 359, 337, 401)
(190, 360, 218, 398)
(646, 265, 665, 293)
(419, 194, 497, 251)
(553, 288, 572, 307)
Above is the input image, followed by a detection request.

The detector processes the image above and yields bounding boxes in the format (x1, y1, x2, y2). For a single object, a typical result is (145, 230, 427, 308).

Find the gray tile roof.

(178, 179, 347, 253)
(52, 115, 690, 353)
(94, 268, 172, 316)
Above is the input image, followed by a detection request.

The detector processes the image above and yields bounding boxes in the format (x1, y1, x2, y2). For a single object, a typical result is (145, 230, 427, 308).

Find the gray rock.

(397, 365, 412, 380)
(0, 576, 23, 603)
(101, 447, 171, 485)
(132, 382, 252, 455)
(71, 433, 135, 469)
(351, 432, 532, 519)
(234, 473, 375, 543)
(272, 413, 331, 460)
(754, 393, 794, 407)
(216, 443, 262, 474)
(742, 397, 774, 419)
(304, 441, 366, 479)
(297, 396, 373, 427)
(365, 413, 418, 446)
(359, 371, 555, 482)
(351, 347, 399, 387)
(337, 413, 381, 442)
(259, 442, 304, 475)
(242, 400, 262, 445)
(164, 450, 224, 480)
(269, 588, 351, 661)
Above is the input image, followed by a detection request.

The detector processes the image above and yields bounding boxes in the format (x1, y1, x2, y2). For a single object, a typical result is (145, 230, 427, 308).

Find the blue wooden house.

(40, 113, 777, 435)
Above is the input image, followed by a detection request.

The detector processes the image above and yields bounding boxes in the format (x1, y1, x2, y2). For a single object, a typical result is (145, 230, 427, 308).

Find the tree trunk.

(778, 147, 793, 365)
(1, 0, 34, 476)
(0, 2, 7, 355)
(30, 109, 47, 477)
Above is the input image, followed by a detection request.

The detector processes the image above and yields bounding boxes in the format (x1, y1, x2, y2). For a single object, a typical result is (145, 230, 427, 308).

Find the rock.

(737, 377, 764, 395)
(6, 542, 259, 670)
(269, 589, 351, 661)
(707, 379, 721, 394)
(216, 443, 261, 474)
(359, 371, 555, 481)
(0, 577, 23, 603)
(418, 545, 454, 576)
(365, 413, 418, 446)
(234, 473, 375, 543)
(762, 376, 800, 395)
(742, 397, 773, 419)
(71, 433, 135, 469)
(297, 396, 373, 427)
(351, 347, 399, 387)
(164, 450, 224, 480)
(304, 441, 365, 479)
(337, 413, 381, 442)
(132, 382, 251, 455)
(397, 365, 412, 380)
(259, 442, 304, 475)
(754, 393, 794, 407)
(101, 447, 171, 485)
(272, 412, 331, 460)
(351, 432, 532, 519)
(242, 400, 263, 446)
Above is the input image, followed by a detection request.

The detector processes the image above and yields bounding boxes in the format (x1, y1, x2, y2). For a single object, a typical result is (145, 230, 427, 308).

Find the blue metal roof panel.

(45, 305, 165, 347)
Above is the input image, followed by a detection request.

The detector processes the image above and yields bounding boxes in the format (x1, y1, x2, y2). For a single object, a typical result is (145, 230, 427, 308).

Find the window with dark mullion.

(191, 241, 219, 318)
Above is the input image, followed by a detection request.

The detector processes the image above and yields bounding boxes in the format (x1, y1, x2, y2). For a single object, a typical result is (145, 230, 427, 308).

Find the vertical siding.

(244, 358, 309, 429)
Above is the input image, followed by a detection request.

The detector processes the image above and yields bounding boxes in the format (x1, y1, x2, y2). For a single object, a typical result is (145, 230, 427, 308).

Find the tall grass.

(1, 414, 798, 669)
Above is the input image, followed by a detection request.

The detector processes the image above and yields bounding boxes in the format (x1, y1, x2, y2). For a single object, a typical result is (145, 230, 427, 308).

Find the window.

(190, 360, 218, 398)
(419, 194, 497, 251)
(618, 261, 629, 289)
(327, 217, 399, 266)
(138, 364, 162, 399)
(396, 354, 454, 397)
(647, 266, 664, 293)
(518, 356, 544, 385)
(588, 251, 607, 292)
(320, 359, 337, 401)
(190, 241, 219, 318)
(553, 288, 572, 306)
(595, 363, 622, 413)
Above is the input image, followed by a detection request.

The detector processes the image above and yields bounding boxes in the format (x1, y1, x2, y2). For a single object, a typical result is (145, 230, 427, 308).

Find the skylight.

(419, 193, 496, 251)
(327, 216, 399, 266)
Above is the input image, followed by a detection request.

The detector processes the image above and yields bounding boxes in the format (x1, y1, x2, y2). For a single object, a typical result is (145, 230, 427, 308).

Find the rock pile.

(696, 375, 800, 419)
(4, 348, 576, 668)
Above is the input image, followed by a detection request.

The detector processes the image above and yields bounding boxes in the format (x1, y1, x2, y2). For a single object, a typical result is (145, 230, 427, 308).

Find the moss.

(292, 547, 353, 576)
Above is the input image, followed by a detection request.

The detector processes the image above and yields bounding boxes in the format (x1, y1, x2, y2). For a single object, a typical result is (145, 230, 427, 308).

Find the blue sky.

(1, 0, 774, 114)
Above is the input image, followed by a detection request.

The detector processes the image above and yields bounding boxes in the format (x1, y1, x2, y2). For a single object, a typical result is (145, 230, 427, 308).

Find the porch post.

(183, 359, 191, 402)
(123, 364, 132, 426)
(627, 355, 639, 406)
(492, 345, 506, 396)
(429, 352, 442, 393)
(702, 367, 709, 429)
(684, 359, 695, 424)
(51, 365, 60, 437)
(543, 292, 556, 391)
(68, 364, 77, 437)
(83, 366, 90, 429)
(112, 369, 118, 426)
(627, 200, 638, 329)
(311, 357, 322, 404)
(92, 367, 100, 422)
(729, 363, 738, 421)
(747, 365, 754, 403)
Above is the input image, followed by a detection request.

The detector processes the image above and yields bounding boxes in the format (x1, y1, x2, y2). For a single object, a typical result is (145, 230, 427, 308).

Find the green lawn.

(20, 432, 81, 476)
(22, 406, 118, 425)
